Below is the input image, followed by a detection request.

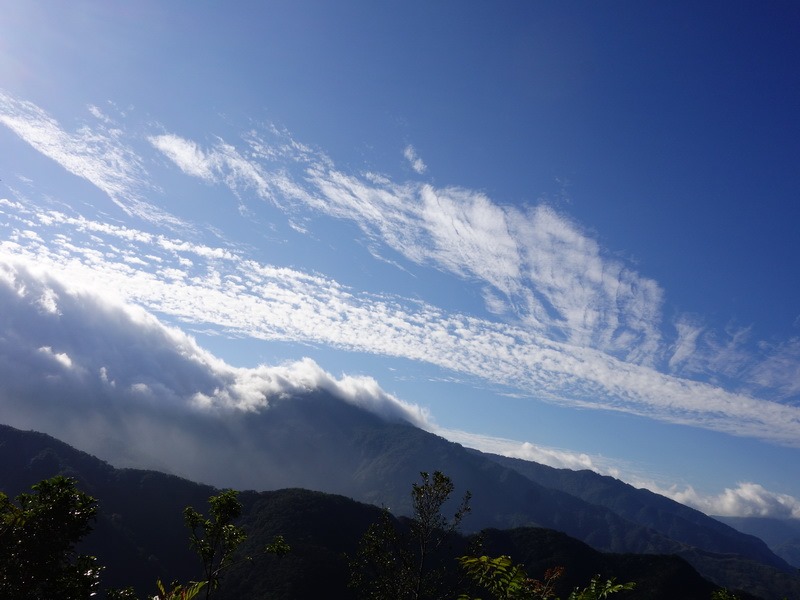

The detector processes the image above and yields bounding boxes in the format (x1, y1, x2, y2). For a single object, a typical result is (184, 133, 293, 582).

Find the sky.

(1, 1, 799, 519)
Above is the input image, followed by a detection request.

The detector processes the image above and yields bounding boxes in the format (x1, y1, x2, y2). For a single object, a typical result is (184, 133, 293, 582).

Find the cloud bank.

(659, 482, 800, 520)
(3, 252, 797, 518)
(2, 92, 797, 427)
(1, 196, 800, 448)
(445, 428, 800, 520)
(0, 257, 429, 483)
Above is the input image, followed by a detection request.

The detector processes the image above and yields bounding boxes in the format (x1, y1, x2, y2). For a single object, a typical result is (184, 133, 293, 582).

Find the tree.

(0, 476, 101, 600)
(183, 489, 248, 599)
(110, 488, 289, 600)
(350, 470, 471, 600)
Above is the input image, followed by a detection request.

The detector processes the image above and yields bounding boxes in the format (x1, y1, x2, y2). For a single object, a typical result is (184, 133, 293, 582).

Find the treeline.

(1, 472, 755, 600)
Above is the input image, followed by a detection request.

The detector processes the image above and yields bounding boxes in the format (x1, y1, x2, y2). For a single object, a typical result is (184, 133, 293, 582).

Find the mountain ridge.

(478, 451, 784, 569)
(2, 388, 799, 598)
(0, 423, 726, 600)
(714, 515, 800, 569)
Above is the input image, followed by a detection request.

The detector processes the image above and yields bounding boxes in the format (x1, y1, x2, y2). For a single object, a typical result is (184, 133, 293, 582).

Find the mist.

(0, 257, 428, 489)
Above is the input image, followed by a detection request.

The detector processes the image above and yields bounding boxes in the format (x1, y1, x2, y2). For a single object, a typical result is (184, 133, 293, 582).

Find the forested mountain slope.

(3, 409, 800, 598)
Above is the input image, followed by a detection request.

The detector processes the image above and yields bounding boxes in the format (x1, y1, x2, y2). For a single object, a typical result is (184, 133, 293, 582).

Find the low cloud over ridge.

(1, 93, 798, 444)
(1, 251, 798, 518)
(0, 258, 429, 484)
(2, 197, 800, 448)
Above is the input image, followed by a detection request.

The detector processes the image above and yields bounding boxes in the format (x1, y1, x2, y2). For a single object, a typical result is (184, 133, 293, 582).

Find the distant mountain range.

(2, 390, 799, 598)
(714, 515, 800, 570)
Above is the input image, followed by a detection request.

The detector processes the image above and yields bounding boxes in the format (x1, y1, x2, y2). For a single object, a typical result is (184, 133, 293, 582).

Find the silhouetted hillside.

(2, 418, 799, 598)
(0, 423, 723, 599)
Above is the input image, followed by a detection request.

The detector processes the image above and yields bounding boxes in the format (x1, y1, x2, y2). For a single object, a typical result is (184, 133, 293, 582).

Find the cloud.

(148, 132, 276, 205)
(3, 199, 800, 448)
(0, 256, 431, 485)
(10, 242, 795, 519)
(149, 134, 216, 181)
(403, 144, 427, 174)
(747, 337, 800, 399)
(0, 90, 182, 227)
(668, 315, 704, 372)
(150, 127, 667, 367)
(2, 92, 799, 450)
(147, 126, 800, 428)
(659, 482, 800, 520)
(439, 428, 612, 473)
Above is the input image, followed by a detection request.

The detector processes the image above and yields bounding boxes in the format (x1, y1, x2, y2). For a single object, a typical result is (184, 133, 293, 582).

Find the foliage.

(0, 475, 101, 600)
(411, 470, 472, 542)
(183, 489, 248, 598)
(264, 533, 291, 557)
(457, 555, 561, 600)
(457, 554, 634, 600)
(709, 591, 739, 600)
(108, 488, 289, 600)
(565, 575, 635, 600)
(350, 470, 472, 600)
(108, 579, 207, 600)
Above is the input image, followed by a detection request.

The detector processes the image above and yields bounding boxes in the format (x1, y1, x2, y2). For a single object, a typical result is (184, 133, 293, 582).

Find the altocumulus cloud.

(145, 126, 800, 434)
(149, 125, 800, 402)
(2, 197, 800, 450)
(3, 247, 799, 518)
(150, 128, 665, 365)
(2, 92, 800, 450)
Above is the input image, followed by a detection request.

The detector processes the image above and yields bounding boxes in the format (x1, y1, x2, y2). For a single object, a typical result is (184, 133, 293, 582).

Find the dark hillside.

(483, 452, 784, 569)
(2, 420, 799, 598)
(0, 424, 215, 593)
(478, 527, 721, 600)
(0, 423, 720, 600)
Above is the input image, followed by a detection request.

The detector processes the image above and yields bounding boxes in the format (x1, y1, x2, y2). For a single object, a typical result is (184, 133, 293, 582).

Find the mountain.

(153, 393, 798, 585)
(715, 516, 800, 569)
(479, 454, 784, 559)
(0, 422, 728, 600)
(2, 388, 800, 598)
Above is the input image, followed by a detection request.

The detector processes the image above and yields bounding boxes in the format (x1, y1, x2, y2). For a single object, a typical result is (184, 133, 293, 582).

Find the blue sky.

(1, 1, 799, 518)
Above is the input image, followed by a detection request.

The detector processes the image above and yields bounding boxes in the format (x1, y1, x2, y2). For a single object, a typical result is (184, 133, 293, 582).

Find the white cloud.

(36, 286, 60, 314)
(148, 132, 276, 205)
(657, 482, 800, 520)
(149, 134, 216, 181)
(439, 428, 611, 473)
(747, 338, 800, 399)
(2, 200, 800, 448)
(3, 93, 799, 452)
(403, 144, 427, 174)
(151, 127, 665, 366)
(12, 254, 793, 518)
(0, 258, 432, 486)
(668, 315, 704, 372)
(228, 125, 799, 410)
(0, 91, 183, 227)
(38, 346, 74, 370)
